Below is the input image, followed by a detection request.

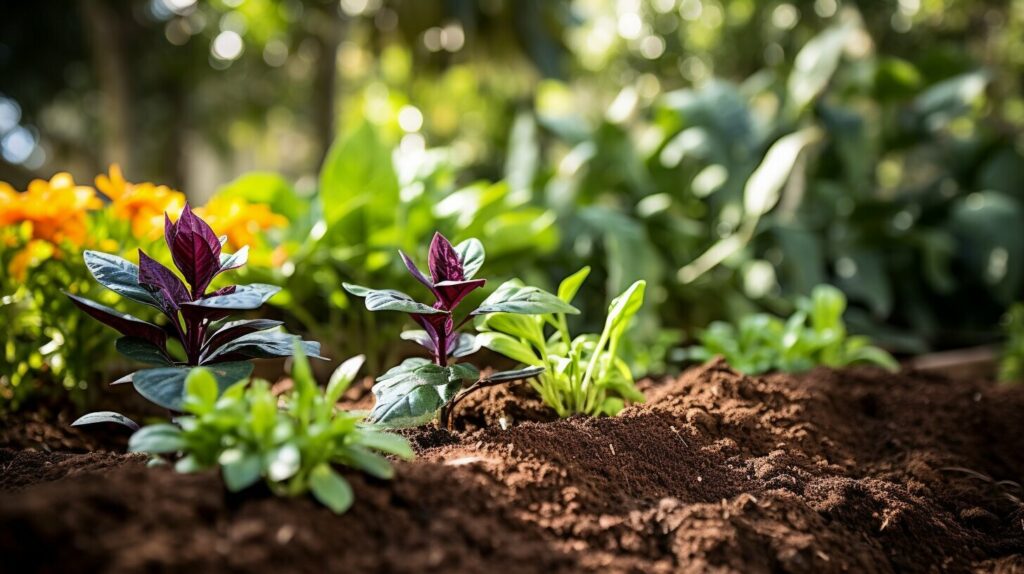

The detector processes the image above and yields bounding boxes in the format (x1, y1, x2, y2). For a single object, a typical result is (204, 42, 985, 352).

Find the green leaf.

(326, 354, 366, 405)
(485, 366, 545, 383)
(219, 448, 263, 492)
(471, 280, 579, 316)
(309, 464, 354, 514)
(201, 331, 322, 364)
(183, 368, 219, 415)
(319, 121, 399, 228)
(557, 266, 591, 304)
(342, 284, 446, 315)
(181, 284, 280, 311)
(133, 362, 254, 411)
(115, 337, 172, 366)
(338, 445, 395, 479)
(356, 429, 414, 459)
(743, 127, 822, 218)
(475, 332, 542, 366)
(70, 411, 139, 431)
(368, 358, 477, 426)
(128, 424, 185, 454)
(788, 23, 852, 109)
(454, 238, 485, 279)
(606, 280, 646, 343)
(267, 444, 301, 482)
(83, 250, 161, 309)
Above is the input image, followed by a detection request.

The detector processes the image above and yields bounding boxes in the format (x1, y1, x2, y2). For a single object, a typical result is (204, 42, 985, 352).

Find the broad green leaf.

(743, 127, 822, 218)
(342, 283, 445, 315)
(788, 24, 852, 109)
(128, 423, 185, 454)
(476, 313, 544, 347)
(476, 332, 542, 366)
(319, 121, 399, 229)
(326, 354, 366, 404)
(183, 367, 219, 414)
(133, 362, 254, 411)
(115, 337, 172, 366)
(309, 463, 354, 514)
(83, 250, 161, 309)
(454, 238, 485, 279)
(471, 280, 579, 316)
(70, 411, 139, 431)
(201, 331, 322, 364)
(219, 448, 263, 492)
(368, 358, 477, 426)
(557, 266, 591, 305)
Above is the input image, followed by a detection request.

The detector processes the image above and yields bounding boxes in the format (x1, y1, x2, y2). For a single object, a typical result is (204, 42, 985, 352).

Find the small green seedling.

(476, 267, 646, 417)
(129, 344, 413, 514)
(999, 303, 1024, 384)
(686, 284, 898, 375)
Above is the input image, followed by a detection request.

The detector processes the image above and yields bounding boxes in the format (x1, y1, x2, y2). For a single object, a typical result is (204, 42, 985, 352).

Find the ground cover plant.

(343, 232, 573, 427)
(65, 204, 318, 425)
(475, 266, 646, 417)
(129, 345, 412, 514)
(686, 285, 898, 375)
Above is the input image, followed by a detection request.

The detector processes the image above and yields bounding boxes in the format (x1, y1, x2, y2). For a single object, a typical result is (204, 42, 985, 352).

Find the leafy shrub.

(476, 266, 646, 417)
(686, 285, 898, 375)
(68, 204, 318, 424)
(129, 345, 411, 514)
(343, 232, 574, 427)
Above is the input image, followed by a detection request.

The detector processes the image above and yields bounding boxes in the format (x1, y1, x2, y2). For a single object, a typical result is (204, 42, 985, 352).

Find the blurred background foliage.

(4, 0, 1024, 402)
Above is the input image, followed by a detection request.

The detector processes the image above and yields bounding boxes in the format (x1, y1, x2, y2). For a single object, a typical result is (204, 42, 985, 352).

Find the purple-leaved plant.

(66, 204, 320, 428)
(343, 232, 577, 427)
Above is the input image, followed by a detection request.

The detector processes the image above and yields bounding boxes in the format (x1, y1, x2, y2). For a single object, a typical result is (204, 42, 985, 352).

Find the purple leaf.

(167, 204, 222, 297)
(138, 249, 191, 310)
(433, 279, 486, 310)
(399, 250, 434, 291)
(427, 232, 464, 283)
(65, 293, 168, 350)
(201, 319, 283, 356)
(410, 311, 453, 360)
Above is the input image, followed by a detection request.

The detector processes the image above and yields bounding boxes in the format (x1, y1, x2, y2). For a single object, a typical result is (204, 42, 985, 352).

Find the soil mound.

(1, 360, 1022, 573)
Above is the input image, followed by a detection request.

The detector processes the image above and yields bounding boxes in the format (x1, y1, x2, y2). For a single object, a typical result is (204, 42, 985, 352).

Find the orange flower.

(195, 196, 287, 250)
(1, 173, 101, 247)
(95, 164, 186, 239)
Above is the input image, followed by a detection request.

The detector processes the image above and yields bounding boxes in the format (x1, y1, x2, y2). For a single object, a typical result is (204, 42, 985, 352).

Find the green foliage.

(999, 304, 1024, 384)
(129, 345, 413, 514)
(686, 285, 898, 376)
(476, 267, 646, 417)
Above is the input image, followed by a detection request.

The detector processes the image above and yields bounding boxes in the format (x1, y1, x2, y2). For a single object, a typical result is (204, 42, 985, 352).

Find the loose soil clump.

(1, 360, 1022, 573)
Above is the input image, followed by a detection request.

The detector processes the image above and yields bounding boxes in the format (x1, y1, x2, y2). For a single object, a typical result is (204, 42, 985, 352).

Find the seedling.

(67, 204, 319, 425)
(129, 345, 412, 514)
(343, 232, 577, 427)
(686, 285, 898, 375)
(476, 266, 646, 417)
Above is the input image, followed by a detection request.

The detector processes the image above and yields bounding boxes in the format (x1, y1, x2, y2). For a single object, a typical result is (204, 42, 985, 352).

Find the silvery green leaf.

(471, 280, 579, 316)
(70, 411, 139, 431)
(342, 283, 446, 314)
(83, 250, 162, 309)
(454, 238, 485, 279)
(485, 365, 545, 383)
(133, 362, 254, 411)
(368, 358, 478, 426)
(182, 284, 280, 311)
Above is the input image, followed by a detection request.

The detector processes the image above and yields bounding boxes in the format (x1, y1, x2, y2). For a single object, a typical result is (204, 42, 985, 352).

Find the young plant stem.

(440, 376, 512, 430)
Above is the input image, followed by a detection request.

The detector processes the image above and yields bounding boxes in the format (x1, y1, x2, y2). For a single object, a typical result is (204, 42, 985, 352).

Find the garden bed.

(1, 360, 1022, 573)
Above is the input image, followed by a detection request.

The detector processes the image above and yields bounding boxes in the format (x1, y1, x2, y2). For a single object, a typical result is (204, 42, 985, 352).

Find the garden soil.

(2, 360, 1023, 573)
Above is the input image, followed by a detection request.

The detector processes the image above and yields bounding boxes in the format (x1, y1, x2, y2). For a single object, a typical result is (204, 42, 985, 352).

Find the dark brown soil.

(2, 360, 1023, 573)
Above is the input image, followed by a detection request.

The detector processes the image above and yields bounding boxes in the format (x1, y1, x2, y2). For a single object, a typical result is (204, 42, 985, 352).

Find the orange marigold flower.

(1, 173, 101, 247)
(195, 196, 287, 251)
(95, 164, 186, 239)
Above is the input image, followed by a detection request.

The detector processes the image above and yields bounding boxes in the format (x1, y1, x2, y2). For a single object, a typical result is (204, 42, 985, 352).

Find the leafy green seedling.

(129, 344, 412, 514)
(686, 285, 898, 375)
(476, 267, 646, 417)
(999, 303, 1024, 384)
(343, 232, 576, 427)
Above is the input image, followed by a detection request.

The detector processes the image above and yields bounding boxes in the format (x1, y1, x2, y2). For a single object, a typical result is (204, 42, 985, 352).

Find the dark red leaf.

(400, 250, 435, 291)
(433, 279, 486, 310)
(65, 292, 168, 350)
(168, 204, 222, 297)
(427, 232, 464, 283)
(138, 249, 191, 309)
(410, 310, 452, 358)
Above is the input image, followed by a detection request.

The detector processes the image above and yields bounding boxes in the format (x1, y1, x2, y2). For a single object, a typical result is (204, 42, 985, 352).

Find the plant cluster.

(68, 204, 317, 425)
(343, 232, 575, 427)
(686, 285, 898, 375)
(476, 266, 646, 417)
(129, 345, 412, 514)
